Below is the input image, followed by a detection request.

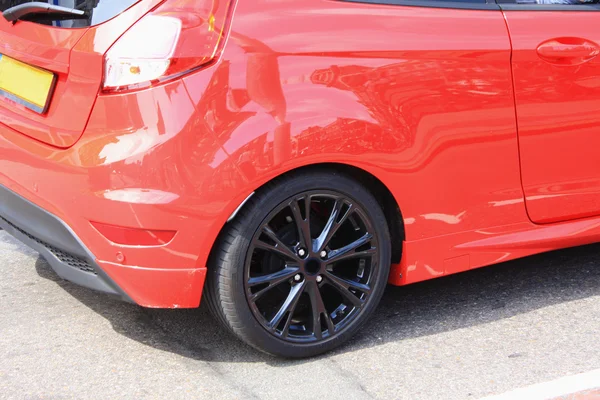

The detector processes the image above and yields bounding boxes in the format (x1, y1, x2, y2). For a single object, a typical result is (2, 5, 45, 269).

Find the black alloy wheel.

(245, 191, 379, 342)
(205, 171, 392, 358)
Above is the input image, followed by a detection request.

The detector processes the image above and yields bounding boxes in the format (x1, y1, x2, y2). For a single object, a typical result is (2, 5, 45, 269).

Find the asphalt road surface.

(1, 230, 599, 400)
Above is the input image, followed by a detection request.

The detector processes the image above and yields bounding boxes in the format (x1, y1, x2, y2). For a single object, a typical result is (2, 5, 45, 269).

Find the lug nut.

(320, 250, 327, 258)
(294, 274, 302, 282)
(316, 275, 323, 283)
(298, 249, 306, 257)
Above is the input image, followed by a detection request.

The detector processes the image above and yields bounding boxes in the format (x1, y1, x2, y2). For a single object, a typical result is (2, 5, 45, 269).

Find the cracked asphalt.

(1, 230, 599, 399)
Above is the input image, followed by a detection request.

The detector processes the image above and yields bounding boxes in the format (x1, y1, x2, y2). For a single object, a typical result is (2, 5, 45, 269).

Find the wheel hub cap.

(303, 258, 321, 275)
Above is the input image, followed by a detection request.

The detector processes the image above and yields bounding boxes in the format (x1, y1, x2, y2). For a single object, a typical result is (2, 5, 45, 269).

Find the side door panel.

(503, 11, 600, 223)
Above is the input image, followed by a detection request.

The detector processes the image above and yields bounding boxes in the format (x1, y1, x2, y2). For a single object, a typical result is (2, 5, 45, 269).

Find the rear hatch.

(0, 0, 158, 148)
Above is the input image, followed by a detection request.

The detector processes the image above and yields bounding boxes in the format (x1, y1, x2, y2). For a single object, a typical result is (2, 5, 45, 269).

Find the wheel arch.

(208, 162, 405, 273)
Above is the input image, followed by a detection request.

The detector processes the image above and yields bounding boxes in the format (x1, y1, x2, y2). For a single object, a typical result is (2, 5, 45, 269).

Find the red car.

(0, 0, 599, 357)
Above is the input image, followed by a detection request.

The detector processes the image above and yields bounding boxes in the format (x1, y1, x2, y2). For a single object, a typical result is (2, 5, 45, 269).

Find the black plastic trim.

(496, 0, 600, 11)
(339, 0, 500, 10)
(498, 4, 600, 10)
(0, 184, 133, 302)
(496, 0, 600, 10)
(0, 186, 86, 258)
(338, 0, 600, 11)
(2, 2, 86, 23)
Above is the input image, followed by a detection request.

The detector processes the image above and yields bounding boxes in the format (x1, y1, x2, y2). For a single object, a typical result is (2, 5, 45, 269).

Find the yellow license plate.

(0, 54, 56, 114)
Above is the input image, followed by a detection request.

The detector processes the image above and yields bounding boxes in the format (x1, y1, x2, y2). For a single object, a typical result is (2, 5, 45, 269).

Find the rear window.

(0, 0, 139, 27)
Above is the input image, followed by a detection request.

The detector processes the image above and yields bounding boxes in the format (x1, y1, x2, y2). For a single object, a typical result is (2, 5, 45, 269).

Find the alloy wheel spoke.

(289, 195, 313, 251)
(307, 281, 335, 339)
(326, 233, 374, 264)
(324, 271, 369, 308)
(322, 307, 335, 337)
(315, 200, 354, 253)
(248, 266, 300, 301)
(255, 225, 300, 262)
(268, 281, 306, 333)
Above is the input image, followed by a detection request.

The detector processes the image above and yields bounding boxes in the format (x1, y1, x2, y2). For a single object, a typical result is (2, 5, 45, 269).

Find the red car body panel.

(1, 0, 599, 308)
(503, 11, 600, 224)
(0, 0, 161, 148)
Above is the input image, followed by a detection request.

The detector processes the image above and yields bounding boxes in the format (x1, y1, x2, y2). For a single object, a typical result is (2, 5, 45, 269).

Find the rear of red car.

(0, 0, 240, 307)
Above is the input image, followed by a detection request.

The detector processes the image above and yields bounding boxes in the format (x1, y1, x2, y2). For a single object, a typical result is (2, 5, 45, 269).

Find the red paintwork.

(503, 12, 600, 224)
(1, 0, 599, 308)
(0, 0, 161, 148)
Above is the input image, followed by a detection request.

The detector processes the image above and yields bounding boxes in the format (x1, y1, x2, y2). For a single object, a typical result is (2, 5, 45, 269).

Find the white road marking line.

(480, 369, 600, 400)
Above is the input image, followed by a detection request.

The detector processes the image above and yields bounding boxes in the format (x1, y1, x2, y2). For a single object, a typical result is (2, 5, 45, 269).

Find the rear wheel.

(205, 171, 391, 358)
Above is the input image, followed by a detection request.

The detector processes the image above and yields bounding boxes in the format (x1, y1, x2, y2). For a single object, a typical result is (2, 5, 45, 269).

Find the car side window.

(501, 0, 598, 4)
(338, 0, 495, 9)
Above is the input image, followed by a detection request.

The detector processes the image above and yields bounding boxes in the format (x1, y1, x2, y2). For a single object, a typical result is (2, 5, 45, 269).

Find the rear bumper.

(0, 184, 132, 300)
(0, 76, 248, 309)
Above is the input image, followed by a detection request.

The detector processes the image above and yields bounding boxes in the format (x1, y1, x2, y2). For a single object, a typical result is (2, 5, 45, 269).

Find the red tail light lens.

(103, 0, 234, 92)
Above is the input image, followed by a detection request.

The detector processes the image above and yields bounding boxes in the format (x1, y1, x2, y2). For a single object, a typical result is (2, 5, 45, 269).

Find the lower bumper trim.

(0, 185, 133, 302)
(1, 216, 96, 275)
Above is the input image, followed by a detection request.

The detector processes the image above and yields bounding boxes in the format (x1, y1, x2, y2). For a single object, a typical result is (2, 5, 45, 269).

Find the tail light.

(103, 0, 234, 92)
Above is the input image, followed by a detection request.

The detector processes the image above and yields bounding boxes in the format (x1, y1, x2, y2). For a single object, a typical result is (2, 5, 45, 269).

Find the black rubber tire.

(204, 170, 391, 358)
